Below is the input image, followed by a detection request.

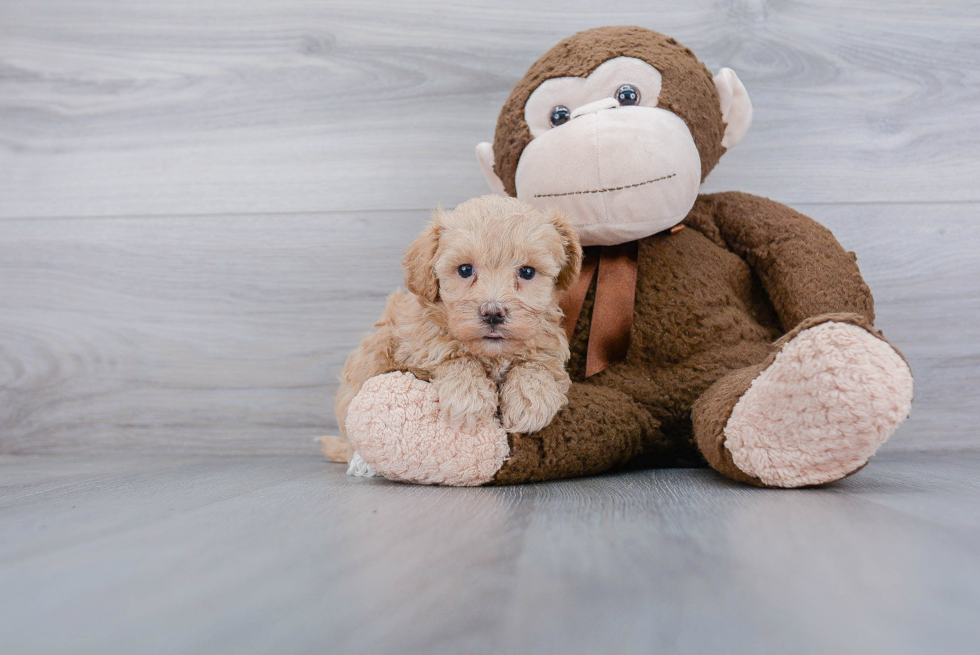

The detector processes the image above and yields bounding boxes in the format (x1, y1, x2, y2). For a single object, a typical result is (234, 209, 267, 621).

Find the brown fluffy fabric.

(492, 192, 892, 484)
(492, 26, 727, 197)
(491, 383, 656, 484)
(482, 27, 902, 486)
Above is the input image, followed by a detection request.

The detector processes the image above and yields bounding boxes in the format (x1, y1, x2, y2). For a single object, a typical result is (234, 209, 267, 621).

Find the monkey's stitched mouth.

(533, 173, 676, 198)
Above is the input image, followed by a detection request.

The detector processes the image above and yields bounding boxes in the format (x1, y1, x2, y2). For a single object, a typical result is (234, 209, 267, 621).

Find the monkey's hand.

(432, 359, 498, 430)
(500, 362, 570, 435)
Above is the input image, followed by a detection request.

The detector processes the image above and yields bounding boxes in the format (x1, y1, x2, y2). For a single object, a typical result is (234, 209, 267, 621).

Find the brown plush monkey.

(342, 26, 914, 488)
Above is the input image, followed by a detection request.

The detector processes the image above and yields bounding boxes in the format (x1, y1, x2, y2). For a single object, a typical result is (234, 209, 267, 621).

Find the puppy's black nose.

(480, 302, 506, 327)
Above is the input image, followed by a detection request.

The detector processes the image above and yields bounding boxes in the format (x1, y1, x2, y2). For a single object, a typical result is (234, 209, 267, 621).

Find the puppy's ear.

(403, 213, 442, 303)
(550, 211, 583, 292)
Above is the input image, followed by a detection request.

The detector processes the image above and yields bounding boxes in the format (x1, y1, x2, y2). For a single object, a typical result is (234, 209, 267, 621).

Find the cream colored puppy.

(335, 195, 582, 453)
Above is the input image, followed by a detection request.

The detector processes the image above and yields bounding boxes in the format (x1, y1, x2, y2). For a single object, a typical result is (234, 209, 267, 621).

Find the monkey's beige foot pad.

(345, 372, 509, 486)
(724, 321, 914, 488)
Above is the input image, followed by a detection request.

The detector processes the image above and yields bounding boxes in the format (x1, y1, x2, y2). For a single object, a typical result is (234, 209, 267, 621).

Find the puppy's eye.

(518, 266, 536, 280)
(457, 264, 474, 279)
(616, 84, 640, 106)
(549, 105, 570, 127)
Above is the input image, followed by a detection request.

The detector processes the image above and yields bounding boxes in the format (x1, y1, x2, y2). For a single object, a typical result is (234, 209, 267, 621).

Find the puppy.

(334, 195, 582, 456)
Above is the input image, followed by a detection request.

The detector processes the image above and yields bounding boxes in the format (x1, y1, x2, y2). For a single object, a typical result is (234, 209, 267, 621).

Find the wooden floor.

(1, 450, 978, 654)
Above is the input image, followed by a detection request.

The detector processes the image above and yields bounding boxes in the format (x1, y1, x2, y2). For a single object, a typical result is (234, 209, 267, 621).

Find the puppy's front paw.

(500, 366, 569, 434)
(434, 372, 497, 430)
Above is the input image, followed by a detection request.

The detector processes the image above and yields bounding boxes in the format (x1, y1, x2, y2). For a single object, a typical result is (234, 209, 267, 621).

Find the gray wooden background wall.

(1, 0, 977, 455)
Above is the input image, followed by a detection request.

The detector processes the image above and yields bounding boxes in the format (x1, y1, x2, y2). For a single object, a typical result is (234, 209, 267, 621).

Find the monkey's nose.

(571, 97, 619, 119)
(480, 302, 506, 327)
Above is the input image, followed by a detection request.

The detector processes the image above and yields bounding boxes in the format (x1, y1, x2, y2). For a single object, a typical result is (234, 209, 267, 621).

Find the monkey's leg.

(691, 313, 914, 487)
(344, 372, 658, 486)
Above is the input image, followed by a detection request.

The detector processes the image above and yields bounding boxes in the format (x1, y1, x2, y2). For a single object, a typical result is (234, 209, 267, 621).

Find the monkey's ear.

(475, 142, 508, 197)
(713, 68, 753, 148)
(550, 211, 583, 292)
(403, 216, 442, 303)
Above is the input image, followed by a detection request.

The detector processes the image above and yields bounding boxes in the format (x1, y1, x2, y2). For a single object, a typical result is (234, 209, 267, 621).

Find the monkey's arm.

(690, 191, 875, 331)
(492, 382, 659, 484)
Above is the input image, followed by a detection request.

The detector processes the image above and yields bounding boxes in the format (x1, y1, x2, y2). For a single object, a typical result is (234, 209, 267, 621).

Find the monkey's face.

(477, 29, 752, 247)
(516, 57, 700, 246)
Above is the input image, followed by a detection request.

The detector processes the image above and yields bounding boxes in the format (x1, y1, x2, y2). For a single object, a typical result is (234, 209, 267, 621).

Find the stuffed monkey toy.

(340, 26, 914, 487)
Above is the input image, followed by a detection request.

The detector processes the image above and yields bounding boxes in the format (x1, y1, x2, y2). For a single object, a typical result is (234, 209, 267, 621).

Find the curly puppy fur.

(336, 195, 583, 455)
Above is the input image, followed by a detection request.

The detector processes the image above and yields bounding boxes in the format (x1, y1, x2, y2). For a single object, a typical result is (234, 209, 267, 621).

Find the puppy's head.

(404, 195, 582, 358)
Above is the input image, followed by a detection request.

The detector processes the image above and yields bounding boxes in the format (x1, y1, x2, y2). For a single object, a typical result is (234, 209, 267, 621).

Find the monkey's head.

(476, 26, 752, 246)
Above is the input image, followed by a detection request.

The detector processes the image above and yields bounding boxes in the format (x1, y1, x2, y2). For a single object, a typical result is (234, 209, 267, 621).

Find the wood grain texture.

(1, 204, 977, 454)
(0, 210, 429, 453)
(1, 0, 979, 219)
(0, 1, 978, 455)
(1, 451, 978, 654)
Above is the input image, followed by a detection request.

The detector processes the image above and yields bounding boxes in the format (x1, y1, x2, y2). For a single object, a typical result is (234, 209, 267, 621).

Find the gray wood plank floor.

(2, 0, 979, 453)
(1, 0, 979, 219)
(1, 204, 977, 453)
(1, 451, 978, 655)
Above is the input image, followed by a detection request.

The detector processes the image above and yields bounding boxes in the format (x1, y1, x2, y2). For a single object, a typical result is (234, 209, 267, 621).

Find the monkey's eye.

(518, 266, 536, 280)
(549, 106, 571, 127)
(457, 264, 473, 279)
(616, 84, 640, 106)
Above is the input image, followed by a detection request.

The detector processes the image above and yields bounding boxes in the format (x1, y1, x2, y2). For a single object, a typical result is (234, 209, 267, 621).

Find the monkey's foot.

(345, 372, 509, 486)
(723, 321, 914, 487)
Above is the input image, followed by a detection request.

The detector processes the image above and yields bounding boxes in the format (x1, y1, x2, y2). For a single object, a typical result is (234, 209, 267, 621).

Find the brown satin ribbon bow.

(559, 225, 684, 377)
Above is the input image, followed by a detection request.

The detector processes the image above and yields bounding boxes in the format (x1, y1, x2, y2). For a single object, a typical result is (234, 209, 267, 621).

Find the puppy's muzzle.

(480, 302, 507, 327)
